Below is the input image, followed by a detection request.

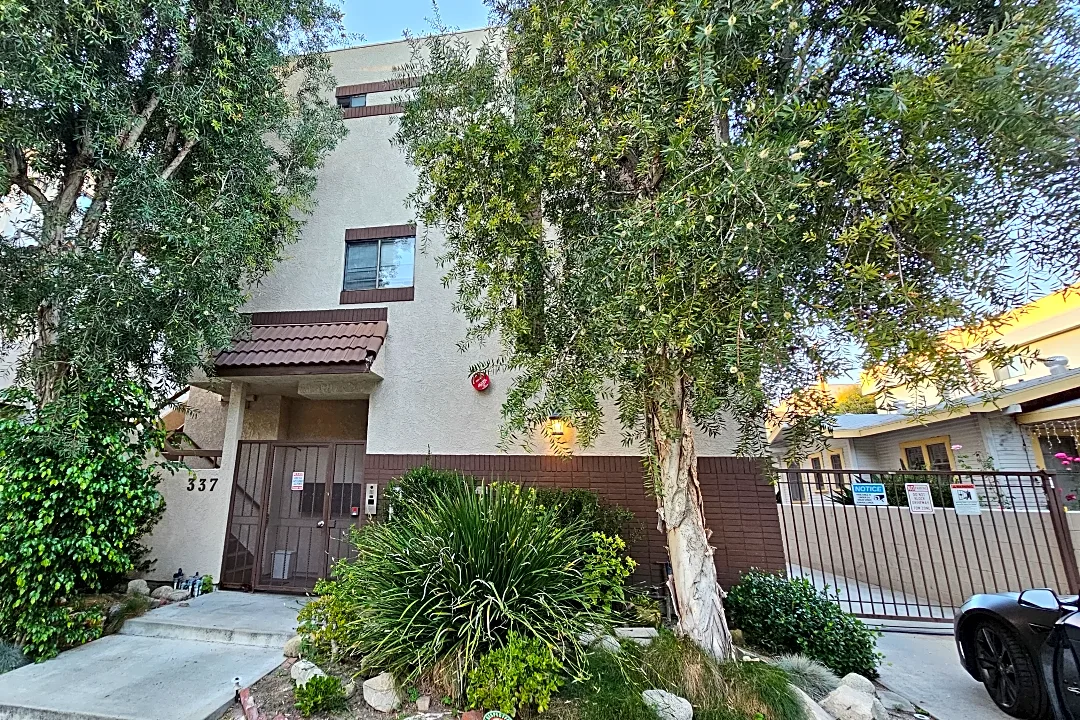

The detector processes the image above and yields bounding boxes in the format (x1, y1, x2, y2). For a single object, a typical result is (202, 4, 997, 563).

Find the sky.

(338, 0, 490, 45)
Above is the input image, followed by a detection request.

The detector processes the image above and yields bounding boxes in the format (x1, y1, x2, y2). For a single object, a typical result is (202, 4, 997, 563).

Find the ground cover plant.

(726, 570, 881, 677)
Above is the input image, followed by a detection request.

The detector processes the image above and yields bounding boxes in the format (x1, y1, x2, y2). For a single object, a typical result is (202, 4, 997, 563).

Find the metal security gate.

(220, 441, 367, 593)
(778, 468, 1080, 622)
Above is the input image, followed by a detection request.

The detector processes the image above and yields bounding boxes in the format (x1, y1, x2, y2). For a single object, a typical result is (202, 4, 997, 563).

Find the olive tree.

(395, 0, 1080, 658)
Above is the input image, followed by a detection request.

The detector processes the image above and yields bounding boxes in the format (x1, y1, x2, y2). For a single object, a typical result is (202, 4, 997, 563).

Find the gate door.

(256, 444, 332, 592)
(222, 441, 367, 592)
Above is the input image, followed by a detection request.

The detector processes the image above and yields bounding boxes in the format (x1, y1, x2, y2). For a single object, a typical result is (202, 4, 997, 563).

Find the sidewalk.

(0, 592, 301, 720)
(876, 632, 1010, 720)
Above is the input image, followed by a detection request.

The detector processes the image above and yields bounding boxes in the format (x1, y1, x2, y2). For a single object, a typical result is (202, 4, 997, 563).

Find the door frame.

(222, 440, 366, 593)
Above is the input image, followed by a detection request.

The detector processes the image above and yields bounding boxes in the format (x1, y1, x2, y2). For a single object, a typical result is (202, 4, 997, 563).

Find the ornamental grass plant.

(322, 477, 615, 695)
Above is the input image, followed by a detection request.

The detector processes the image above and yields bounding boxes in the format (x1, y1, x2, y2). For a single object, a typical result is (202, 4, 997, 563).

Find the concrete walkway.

(877, 632, 1011, 720)
(0, 592, 302, 720)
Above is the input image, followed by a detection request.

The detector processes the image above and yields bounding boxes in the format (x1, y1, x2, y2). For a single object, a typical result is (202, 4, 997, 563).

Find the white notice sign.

(852, 483, 888, 507)
(950, 483, 982, 515)
(291, 472, 305, 491)
(905, 483, 935, 514)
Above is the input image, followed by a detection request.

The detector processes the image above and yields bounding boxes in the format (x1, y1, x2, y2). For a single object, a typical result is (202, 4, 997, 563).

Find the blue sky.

(339, 0, 490, 45)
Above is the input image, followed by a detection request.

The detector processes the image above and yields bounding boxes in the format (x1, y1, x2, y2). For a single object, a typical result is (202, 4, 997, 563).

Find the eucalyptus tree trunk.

(646, 371, 733, 661)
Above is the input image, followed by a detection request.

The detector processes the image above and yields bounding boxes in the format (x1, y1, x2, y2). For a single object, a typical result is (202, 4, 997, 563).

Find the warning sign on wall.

(291, 472, 305, 491)
(950, 483, 982, 515)
(905, 483, 935, 514)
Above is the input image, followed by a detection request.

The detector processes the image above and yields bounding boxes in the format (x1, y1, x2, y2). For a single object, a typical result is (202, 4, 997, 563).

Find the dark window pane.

(829, 453, 843, 470)
(377, 236, 415, 288)
(904, 446, 927, 470)
(337, 94, 367, 109)
(344, 241, 378, 290)
(926, 442, 951, 471)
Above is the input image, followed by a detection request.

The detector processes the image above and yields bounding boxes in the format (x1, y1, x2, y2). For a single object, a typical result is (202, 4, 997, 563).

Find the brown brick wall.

(362, 454, 785, 589)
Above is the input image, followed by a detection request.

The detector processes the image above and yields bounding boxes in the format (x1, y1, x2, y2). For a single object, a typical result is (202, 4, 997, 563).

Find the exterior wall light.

(548, 414, 566, 437)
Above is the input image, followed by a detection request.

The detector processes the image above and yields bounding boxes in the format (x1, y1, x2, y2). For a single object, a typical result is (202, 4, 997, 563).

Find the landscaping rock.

(790, 686, 833, 720)
(282, 635, 302, 658)
(595, 635, 623, 654)
(615, 627, 660, 645)
(126, 579, 150, 596)
(166, 589, 191, 602)
(289, 660, 325, 687)
(416, 695, 431, 712)
(460, 712, 485, 720)
(150, 585, 173, 600)
(839, 673, 877, 697)
(343, 681, 357, 699)
(363, 671, 401, 712)
(402, 715, 446, 720)
(730, 628, 745, 646)
(821, 685, 888, 720)
(877, 689, 916, 714)
(642, 689, 694, 720)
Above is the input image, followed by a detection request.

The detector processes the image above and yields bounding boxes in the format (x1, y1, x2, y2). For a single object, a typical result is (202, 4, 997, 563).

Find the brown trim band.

(217, 362, 372, 377)
(336, 77, 420, 97)
(249, 308, 387, 326)
(345, 224, 416, 241)
(343, 103, 404, 119)
(340, 287, 414, 304)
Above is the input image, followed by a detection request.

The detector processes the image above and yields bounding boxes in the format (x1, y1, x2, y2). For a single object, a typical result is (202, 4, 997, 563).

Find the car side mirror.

(1020, 588, 1062, 611)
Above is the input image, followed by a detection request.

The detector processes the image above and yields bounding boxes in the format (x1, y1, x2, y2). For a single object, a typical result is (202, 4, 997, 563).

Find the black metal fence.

(777, 468, 1080, 621)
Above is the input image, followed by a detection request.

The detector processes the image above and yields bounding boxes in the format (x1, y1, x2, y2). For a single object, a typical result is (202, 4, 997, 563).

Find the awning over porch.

(216, 308, 387, 376)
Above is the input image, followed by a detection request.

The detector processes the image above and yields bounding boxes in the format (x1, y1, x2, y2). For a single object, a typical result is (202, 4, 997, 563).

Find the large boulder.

(282, 635, 302, 658)
(614, 627, 660, 646)
(126, 579, 150, 596)
(642, 689, 694, 720)
(878, 689, 916, 714)
(166, 589, 191, 602)
(821, 685, 888, 720)
(363, 671, 402, 712)
(790, 685, 833, 720)
(839, 673, 877, 696)
(150, 585, 173, 600)
(290, 660, 325, 687)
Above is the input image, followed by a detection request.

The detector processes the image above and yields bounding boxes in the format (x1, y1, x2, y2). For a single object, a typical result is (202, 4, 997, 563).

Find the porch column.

(207, 380, 247, 580)
(219, 381, 248, 489)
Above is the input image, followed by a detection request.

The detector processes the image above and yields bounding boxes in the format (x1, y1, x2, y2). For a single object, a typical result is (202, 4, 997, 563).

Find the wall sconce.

(548, 413, 566, 437)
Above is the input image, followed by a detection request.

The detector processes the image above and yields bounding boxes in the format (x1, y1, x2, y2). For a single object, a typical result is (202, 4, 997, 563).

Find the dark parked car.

(955, 588, 1078, 719)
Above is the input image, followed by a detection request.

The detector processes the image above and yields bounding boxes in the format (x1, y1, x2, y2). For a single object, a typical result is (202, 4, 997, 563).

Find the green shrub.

(294, 674, 347, 717)
(297, 576, 362, 663)
(770, 654, 839, 702)
(467, 631, 565, 714)
(0, 383, 167, 660)
(0, 641, 28, 674)
(200, 575, 214, 594)
(326, 478, 616, 694)
(726, 570, 881, 678)
(102, 594, 151, 635)
(534, 487, 639, 543)
(584, 533, 637, 614)
(383, 466, 474, 521)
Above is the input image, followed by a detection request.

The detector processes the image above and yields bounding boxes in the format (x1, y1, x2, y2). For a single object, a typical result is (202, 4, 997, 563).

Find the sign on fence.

(950, 483, 982, 515)
(852, 482, 888, 506)
(290, 471, 305, 491)
(905, 483, 935, 514)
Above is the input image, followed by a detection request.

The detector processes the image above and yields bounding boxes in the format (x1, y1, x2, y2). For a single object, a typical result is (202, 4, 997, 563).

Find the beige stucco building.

(770, 284, 1080, 485)
(145, 33, 750, 592)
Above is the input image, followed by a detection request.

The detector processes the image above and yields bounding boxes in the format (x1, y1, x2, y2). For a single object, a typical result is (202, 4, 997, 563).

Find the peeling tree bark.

(647, 370, 733, 661)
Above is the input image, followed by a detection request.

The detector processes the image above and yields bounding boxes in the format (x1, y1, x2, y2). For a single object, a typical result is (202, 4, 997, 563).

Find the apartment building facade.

(146, 33, 784, 593)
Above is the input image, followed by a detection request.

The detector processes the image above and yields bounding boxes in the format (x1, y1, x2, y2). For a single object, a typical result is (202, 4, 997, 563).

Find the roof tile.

(216, 319, 387, 370)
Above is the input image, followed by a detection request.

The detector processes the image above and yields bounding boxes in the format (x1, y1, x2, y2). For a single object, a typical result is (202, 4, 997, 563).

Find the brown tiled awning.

(216, 308, 387, 376)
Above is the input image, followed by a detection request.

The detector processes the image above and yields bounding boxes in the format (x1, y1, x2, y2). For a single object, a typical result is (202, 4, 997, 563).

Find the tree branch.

(78, 170, 113, 242)
(161, 137, 196, 180)
(120, 94, 161, 151)
(5, 144, 49, 208)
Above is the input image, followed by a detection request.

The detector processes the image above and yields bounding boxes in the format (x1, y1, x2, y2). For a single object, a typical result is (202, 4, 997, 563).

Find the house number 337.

(187, 477, 219, 492)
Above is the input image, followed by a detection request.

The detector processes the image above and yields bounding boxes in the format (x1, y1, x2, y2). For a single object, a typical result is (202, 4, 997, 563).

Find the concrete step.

(0, 634, 282, 720)
(119, 591, 302, 649)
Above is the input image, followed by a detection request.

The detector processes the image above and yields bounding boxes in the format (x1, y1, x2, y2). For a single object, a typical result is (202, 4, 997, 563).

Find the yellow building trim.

(898, 435, 956, 470)
(1017, 401, 1080, 425)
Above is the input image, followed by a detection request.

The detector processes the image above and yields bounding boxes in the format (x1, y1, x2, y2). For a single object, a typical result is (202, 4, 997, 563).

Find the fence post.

(1042, 471, 1080, 595)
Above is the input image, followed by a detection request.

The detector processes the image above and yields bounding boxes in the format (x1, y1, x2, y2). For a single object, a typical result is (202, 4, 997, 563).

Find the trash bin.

(271, 550, 294, 580)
